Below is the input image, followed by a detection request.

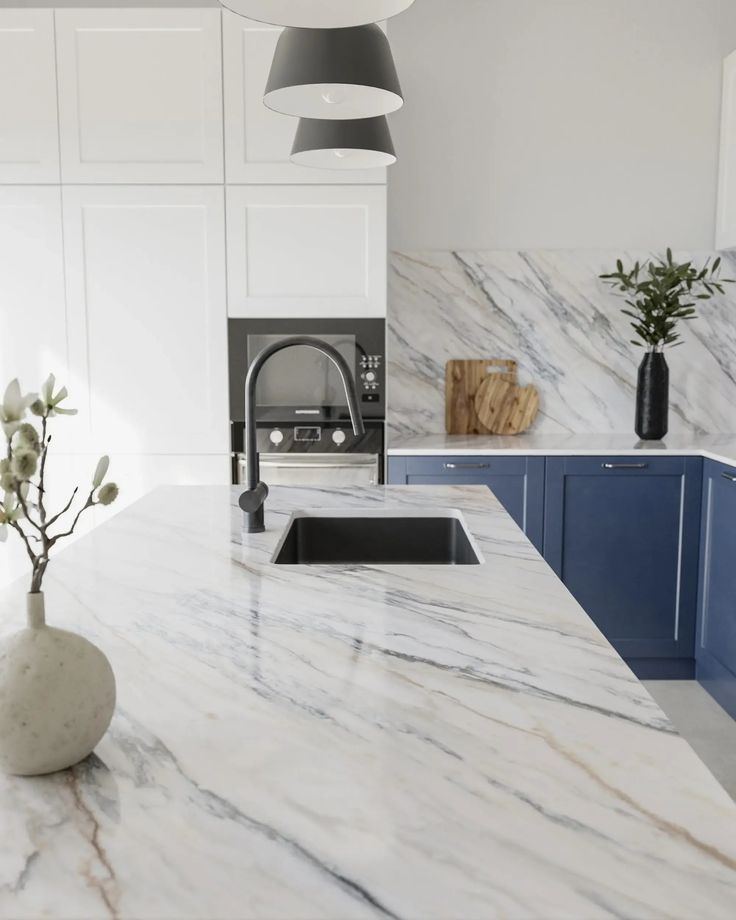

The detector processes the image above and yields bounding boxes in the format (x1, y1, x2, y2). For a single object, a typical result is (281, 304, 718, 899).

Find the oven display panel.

(294, 427, 321, 442)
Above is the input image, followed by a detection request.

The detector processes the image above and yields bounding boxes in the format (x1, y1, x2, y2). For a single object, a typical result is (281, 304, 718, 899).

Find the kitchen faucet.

(239, 336, 366, 533)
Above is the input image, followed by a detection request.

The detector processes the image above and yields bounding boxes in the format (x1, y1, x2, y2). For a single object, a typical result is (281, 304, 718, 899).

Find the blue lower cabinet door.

(696, 461, 736, 716)
(387, 456, 545, 553)
(544, 457, 702, 671)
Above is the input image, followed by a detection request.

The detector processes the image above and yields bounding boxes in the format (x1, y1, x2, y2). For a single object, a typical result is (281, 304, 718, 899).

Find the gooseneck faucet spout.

(239, 336, 365, 533)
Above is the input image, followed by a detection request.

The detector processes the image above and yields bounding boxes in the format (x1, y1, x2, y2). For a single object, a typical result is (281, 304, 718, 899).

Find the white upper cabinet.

(0, 187, 66, 396)
(55, 9, 223, 183)
(0, 10, 59, 182)
(717, 51, 736, 249)
(226, 185, 387, 317)
(222, 11, 386, 184)
(62, 186, 228, 455)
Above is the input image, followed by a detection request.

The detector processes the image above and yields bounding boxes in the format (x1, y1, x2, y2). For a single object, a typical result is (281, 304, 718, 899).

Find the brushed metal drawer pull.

(443, 462, 490, 470)
(722, 471, 736, 483)
(601, 462, 649, 470)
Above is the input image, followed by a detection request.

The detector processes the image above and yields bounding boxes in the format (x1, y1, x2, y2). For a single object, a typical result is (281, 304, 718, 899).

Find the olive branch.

(600, 249, 733, 349)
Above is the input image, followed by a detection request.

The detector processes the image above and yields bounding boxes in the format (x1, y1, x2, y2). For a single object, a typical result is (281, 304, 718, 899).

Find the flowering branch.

(0, 376, 120, 594)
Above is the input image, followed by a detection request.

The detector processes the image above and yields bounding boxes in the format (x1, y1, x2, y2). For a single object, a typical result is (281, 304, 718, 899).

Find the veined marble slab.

(388, 432, 736, 467)
(2, 484, 736, 919)
(388, 250, 736, 439)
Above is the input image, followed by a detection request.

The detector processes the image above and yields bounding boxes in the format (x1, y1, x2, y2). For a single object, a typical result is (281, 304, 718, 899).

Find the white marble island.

(2, 484, 736, 920)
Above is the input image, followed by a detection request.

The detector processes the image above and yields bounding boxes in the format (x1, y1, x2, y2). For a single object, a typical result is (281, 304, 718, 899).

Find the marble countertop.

(388, 432, 736, 466)
(3, 484, 736, 919)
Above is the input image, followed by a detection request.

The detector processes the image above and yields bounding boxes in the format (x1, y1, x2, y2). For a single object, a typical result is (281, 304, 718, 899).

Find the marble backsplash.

(387, 250, 736, 439)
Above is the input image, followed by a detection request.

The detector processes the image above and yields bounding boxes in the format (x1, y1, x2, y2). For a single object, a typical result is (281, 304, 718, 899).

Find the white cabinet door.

(0, 187, 66, 395)
(717, 51, 736, 249)
(55, 9, 223, 183)
(62, 186, 228, 455)
(222, 11, 385, 184)
(0, 10, 59, 182)
(226, 185, 387, 317)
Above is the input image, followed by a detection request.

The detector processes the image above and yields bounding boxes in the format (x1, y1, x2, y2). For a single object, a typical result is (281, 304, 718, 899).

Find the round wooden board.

(473, 375, 540, 435)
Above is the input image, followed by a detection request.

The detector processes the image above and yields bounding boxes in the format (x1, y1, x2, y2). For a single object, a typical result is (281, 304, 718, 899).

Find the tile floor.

(644, 680, 736, 801)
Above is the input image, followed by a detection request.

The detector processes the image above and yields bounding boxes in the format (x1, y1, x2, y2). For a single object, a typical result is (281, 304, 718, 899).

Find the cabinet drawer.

(404, 456, 530, 478)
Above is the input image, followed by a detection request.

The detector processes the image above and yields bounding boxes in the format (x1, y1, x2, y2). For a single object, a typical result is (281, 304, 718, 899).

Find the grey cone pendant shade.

(291, 116, 396, 169)
(220, 0, 415, 28)
(265, 25, 403, 120)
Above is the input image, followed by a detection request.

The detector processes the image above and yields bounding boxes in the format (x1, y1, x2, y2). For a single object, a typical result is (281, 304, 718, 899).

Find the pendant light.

(220, 1, 415, 29)
(265, 25, 402, 120)
(291, 116, 396, 169)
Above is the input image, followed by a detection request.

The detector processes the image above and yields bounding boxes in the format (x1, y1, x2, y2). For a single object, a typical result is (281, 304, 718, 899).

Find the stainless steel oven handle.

(254, 453, 378, 468)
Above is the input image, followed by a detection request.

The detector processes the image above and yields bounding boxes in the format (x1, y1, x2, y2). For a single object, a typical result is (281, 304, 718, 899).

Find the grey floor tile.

(643, 680, 736, 801)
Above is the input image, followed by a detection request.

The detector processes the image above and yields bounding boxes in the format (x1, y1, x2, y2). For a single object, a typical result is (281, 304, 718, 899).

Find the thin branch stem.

(48, 490, 96, 547)
(14, 485, 44, 537)
(37, 417, 49, 524)
(45, 486, 79, 528)
(9, 520, 37, 568)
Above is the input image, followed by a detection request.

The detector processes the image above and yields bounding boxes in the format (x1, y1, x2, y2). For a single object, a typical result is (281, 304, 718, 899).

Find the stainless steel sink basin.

(271, 511, 482, 565)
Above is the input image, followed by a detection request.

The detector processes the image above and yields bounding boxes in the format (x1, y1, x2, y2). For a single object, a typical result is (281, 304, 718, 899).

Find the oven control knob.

(269, 428, 284, 445)
(364, 371, 376, 382)
(332, 429, 346, 445)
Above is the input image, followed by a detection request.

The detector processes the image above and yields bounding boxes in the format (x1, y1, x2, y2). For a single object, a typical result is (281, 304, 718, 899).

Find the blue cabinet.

(696, 460, 736, 716)
(387, 455, 545, 552)
(544, 457, 703, 677)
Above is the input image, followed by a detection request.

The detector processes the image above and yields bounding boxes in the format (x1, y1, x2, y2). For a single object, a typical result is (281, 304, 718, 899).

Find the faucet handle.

(239, 481, 269, 514)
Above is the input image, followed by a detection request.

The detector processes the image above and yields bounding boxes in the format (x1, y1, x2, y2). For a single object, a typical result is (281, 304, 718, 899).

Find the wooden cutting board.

(445, 359, 517, 434)
(474, 375, 539, 435)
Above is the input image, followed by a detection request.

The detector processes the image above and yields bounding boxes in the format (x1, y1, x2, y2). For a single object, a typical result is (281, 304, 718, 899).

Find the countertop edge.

(387, 442, 736, 467)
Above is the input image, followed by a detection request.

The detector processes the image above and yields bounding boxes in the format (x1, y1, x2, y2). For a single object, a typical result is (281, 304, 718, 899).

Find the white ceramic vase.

(0, 593, 116, 776)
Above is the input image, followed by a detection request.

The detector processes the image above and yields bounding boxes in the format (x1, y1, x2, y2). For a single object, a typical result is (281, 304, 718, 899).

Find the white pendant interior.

(264, 83, 403, 120)
(220, 0, 415, 28)
(291, 148, 396, 170)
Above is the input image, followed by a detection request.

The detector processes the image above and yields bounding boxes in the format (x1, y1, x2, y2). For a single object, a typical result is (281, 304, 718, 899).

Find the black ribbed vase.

(635, 350, 669, 440)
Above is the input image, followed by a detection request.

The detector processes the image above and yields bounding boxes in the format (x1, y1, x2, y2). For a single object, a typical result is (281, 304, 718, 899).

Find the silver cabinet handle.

(722, 471, 736, 483)
(601, 462, 649, 470)
(443, 462, 490, 470)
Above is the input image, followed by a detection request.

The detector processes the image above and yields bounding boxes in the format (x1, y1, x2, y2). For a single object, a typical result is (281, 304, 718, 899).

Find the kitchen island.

(2, 484, 736, 919)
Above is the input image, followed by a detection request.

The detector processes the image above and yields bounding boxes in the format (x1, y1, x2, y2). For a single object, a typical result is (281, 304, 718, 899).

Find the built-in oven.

(228, 318, 386, 486)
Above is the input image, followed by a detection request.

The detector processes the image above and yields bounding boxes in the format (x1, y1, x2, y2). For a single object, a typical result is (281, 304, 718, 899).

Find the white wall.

(388, 0, 736, 251)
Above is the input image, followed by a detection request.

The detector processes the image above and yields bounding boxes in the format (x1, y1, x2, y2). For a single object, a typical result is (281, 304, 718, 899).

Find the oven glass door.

(249, 333, 356, 414)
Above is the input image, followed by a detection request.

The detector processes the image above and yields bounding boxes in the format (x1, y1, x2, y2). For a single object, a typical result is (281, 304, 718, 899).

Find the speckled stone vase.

(0, 593, 116, 776)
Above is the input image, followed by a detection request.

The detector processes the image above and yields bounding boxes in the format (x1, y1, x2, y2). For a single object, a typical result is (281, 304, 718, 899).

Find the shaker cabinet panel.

(62, 186, 228, 455)
(226, 185, 387, 317)
(696, 460, 736, 716)
(717, 51, 736, 249)
(544, 456, 702, 671)
(0, 9, 59, 182)
(55, 9, 223, 183)
(0, 187, 67, 406)
(222, 11, 386, 184)
(387, 455, 545, 553)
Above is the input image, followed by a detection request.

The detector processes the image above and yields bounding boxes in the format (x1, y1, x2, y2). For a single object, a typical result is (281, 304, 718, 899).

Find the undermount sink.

(271, 510, 482, 565)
